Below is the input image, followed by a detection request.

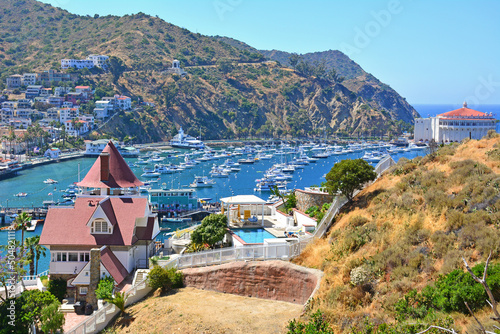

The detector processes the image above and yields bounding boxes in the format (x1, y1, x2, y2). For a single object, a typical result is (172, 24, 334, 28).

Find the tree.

(24, 236, 38, 276)
(33, 236, 47, 275)
(108, 56, 126, 83)
(0, 290, 57, 333)
(324, 159, 377, 202)
(191, 213, 228, 249)
(289, 53, 301, 70)
(40, 301, 65, 334)
(14, 212, 32, 251)
(105, 291, 128, 316)
(95, 276, 115, 300)
(217, 58, 235, 76)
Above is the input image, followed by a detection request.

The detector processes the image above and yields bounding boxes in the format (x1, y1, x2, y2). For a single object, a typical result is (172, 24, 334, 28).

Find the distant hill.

(0, 0, 418, 142)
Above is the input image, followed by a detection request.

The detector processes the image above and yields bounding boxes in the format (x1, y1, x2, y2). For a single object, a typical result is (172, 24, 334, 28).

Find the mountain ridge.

(0, 0, 418, 142)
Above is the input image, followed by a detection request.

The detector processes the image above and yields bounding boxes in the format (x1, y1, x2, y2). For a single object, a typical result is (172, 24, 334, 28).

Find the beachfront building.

(40, 141, 159, 306)
(414, 102, 497, 143)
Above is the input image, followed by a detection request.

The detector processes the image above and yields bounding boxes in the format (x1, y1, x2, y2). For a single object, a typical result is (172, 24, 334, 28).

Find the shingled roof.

(77, 141, 143, 189)
(39, 196, 150, 246)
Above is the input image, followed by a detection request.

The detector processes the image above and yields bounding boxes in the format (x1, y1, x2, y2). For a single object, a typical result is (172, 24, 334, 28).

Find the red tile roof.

(77, 141, 143, 189)
(100, 247, 129, 285)
(39, 196, 150, 246)
(438, 107, 490, 118)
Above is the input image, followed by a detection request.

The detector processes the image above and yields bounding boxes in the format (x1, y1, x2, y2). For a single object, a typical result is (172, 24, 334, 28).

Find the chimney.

(100, 152, 110, 182)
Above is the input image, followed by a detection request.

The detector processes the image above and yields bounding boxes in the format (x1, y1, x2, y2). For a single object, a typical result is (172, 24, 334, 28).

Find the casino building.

(414, 102, 497, 143)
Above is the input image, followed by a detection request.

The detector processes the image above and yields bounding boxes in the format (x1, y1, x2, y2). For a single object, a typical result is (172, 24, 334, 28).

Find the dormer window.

(91, 218, 112, 234)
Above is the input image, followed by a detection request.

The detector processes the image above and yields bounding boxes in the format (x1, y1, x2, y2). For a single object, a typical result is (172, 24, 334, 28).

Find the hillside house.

(40, 141, 159, 306)
(6, 75, 22, 89)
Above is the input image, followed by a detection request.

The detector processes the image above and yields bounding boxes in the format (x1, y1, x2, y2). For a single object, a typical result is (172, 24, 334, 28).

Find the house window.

(80, 287, 88, 295)
(91, 219, 111, 234)
(68, 252, 78, 261)
(80, 252, 90, 262)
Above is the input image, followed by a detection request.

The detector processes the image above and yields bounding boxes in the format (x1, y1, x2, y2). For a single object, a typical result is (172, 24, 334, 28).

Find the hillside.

(293, 134, 500, 332)
(1, 0, 417, 142)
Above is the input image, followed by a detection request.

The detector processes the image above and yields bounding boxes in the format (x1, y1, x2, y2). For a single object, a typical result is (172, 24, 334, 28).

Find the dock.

(0, 152, 84, 181)
(0, 207, 48, 224)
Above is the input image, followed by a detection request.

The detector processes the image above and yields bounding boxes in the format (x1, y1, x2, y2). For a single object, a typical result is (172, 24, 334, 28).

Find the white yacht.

(189, 175, 215, 188)
(169, 127, 205, 149)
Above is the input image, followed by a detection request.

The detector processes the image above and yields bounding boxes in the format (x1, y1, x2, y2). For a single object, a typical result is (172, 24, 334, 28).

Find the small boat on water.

(162, 217, 192, 223)
(189, 176, 215, 188)
(14, 192, 27, 197)
(141, 171, 161, 178)
(43, 179, 58, 184)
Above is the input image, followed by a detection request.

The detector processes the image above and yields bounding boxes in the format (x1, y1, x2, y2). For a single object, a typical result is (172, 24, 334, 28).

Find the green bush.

(348, 215, 369, 227)
(287, 310, 334, 334)
(396, 262, 500, 315)
(95, 276, 115, 300)
(47, 277, 67, 302)
(148, 266, 183, 293)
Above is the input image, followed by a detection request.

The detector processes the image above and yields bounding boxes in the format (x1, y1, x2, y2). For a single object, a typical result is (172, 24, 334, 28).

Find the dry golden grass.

(107, 287, 303, 334)
(294, 136, 500, 332)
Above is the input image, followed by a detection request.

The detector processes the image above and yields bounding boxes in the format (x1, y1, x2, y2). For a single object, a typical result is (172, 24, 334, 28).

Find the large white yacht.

(169, 127, 205, 150)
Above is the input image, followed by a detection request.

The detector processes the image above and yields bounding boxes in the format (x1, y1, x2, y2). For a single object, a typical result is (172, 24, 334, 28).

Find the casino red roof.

(76, 141, 143, 189)
(39, 196, 150, 246)
(438, 107, 490, 118)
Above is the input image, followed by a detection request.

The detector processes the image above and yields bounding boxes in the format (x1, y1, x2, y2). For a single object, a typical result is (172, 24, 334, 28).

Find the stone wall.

(295, 189, 333, 212)
(182, 260, 322, 305)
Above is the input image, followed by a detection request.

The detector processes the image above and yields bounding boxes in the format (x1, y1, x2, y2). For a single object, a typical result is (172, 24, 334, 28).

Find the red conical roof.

(77, 141, 143, 189)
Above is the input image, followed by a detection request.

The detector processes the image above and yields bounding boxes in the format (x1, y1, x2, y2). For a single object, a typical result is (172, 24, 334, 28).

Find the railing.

(67, 269, 152, 334)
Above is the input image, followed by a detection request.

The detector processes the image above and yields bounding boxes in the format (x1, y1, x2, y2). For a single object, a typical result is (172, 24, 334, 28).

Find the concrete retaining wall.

(182, 260, 322, 304)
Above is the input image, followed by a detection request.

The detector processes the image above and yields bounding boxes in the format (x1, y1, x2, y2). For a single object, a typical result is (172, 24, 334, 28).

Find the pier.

(0, 151, 84, 181)
(0, 207, 47, 224)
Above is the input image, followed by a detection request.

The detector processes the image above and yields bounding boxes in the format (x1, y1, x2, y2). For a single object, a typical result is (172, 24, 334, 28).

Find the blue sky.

(39, 0, 500, 106)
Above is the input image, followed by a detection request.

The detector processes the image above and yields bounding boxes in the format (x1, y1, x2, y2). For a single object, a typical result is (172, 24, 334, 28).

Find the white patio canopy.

(220, 195, 267, 226)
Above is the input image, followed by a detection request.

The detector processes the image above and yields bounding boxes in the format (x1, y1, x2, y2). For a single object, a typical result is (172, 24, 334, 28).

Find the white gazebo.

(220, 195, 267, 227)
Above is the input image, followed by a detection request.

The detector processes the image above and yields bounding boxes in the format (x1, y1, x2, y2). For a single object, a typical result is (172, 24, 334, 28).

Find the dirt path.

(108, 287, 303, 334)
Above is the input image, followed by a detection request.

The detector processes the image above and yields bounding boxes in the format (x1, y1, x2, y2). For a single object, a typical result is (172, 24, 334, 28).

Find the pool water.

(231, 228, 276, 244)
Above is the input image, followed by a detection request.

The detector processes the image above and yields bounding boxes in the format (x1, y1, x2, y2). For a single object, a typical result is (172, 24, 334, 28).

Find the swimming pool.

(231, 228, 276, 244)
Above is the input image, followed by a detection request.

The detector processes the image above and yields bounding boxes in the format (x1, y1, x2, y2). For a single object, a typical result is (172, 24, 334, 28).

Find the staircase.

(132, 269, 150, 286)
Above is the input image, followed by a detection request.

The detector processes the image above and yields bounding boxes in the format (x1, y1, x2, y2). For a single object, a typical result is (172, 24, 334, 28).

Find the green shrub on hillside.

(148, 266, 183, 293)
(395, 262, 500, 317)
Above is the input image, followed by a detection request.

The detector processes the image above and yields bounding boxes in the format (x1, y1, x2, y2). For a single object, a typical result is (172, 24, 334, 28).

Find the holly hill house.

(39, 141, 160, 308)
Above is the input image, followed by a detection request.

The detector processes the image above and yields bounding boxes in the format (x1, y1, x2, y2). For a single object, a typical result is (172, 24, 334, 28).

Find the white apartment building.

(93, 100, 113, 120)
(54, 86, 71, 97)
(21, 73, 38, 86)
(22, 73, 38, 86)
(61, 58, 94, 69)
(59, 107, 80, 123)
(61, 54, 109, 70)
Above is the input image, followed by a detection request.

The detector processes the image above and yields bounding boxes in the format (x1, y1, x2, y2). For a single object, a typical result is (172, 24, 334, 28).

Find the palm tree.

(14, 212, 32, 250)
(24, 235, 46, 275)
(105, 291, 129, 316)
(24, 236, 37, 276)
(33, 236, 46, 275)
